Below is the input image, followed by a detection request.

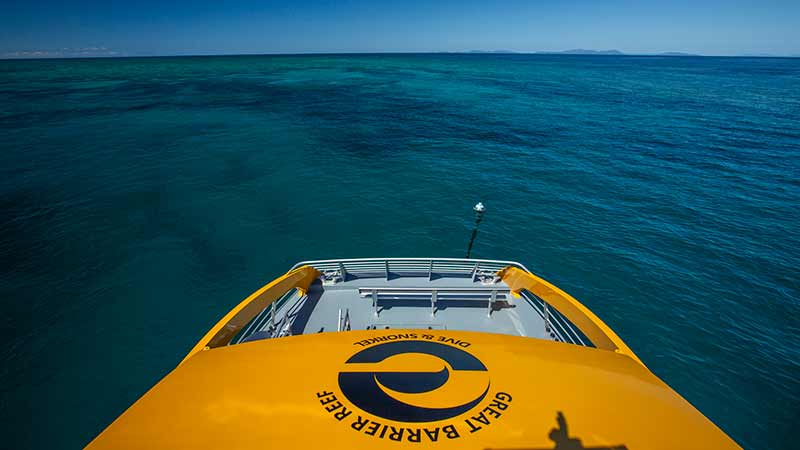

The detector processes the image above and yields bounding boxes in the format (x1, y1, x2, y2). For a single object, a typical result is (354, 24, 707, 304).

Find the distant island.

(657, 52, 698, 56)
(539, 49, 625, 55)
(465, 49, 702, 56)
(467, 50, 520, 54)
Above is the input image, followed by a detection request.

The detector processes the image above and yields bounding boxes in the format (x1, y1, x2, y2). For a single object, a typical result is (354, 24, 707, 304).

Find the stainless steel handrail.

(358, 286, 512, 318)
(292, 257, 530, 279)
(232, 288, 305, 344)
(519, 290, 590, 347)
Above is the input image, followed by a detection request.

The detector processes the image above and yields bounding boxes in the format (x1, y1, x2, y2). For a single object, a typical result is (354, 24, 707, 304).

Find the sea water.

(1, 54, 798, 449)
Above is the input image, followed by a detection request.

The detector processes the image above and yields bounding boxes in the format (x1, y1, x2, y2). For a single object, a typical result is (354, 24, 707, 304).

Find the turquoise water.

(1, 54, 798, 449)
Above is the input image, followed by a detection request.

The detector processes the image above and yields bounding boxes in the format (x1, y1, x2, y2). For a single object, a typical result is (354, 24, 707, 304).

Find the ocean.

(1, 54, 798, 449)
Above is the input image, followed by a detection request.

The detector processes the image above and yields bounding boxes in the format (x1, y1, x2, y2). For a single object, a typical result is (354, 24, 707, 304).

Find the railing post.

(428, 260, 434, 281)
(431, 289, 438, 317)
(385, 260, 390, 281)
(339, 262, 347, 282)
(543, 301, 551, 335)
(270, 302, 276, 328)
(372, 289, 378, 317)
(472, 263, 479, 282)
(488, 289, 496, 317)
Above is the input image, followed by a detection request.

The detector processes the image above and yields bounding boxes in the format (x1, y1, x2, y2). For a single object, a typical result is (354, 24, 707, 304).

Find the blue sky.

(1, 0, 798, 57)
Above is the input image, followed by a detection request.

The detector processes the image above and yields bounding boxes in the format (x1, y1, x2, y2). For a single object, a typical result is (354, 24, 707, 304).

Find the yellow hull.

(87, 262, 740, 449)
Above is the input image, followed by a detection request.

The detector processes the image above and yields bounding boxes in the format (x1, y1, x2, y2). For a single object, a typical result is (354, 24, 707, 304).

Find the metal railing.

(231, 288, 306, 344)
(358, 286, 512, 317)
(292, 257, 530, 281)
(227, 259, 598, 351)
(181, 264, 321, 364)
(520, 290, 592, 347)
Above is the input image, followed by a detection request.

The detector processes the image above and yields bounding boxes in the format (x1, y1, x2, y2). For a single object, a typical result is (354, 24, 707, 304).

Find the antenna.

(465, 202, 485, 259)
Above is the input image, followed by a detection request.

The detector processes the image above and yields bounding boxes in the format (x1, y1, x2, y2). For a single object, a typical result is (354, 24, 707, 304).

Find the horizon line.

(3, 50, 800, 61)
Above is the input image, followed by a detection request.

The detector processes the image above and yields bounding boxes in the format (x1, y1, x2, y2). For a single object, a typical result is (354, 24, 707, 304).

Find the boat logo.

(338, 340, 490, 422)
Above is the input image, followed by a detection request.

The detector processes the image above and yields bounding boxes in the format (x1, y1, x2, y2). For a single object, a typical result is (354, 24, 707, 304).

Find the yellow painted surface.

(180, 264, 320, 364)
(87, 330, 740, 449)
(497, 266, 645, 366)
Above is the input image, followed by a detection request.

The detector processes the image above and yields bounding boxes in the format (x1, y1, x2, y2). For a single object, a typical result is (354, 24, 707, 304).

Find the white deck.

(234, 258, 586, 346)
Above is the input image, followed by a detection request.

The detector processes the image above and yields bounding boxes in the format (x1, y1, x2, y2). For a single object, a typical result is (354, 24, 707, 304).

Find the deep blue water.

(1, 54, 798, 449)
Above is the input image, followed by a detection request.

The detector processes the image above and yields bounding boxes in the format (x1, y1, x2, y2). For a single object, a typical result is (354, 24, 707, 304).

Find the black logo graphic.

(338, 340, 490, 422)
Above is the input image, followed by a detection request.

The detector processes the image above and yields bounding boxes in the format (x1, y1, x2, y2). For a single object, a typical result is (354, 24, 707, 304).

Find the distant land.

(651, 52, 699, 56)
(540, 49, 625, 55)
(467, 50, 518, 54)
(739, 52, 783, 57)
(463, 49, 800, 57)
(468, 49, 702, 56)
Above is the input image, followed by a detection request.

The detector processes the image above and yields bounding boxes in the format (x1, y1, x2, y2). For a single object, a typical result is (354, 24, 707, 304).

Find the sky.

(1, 0, 799, 58)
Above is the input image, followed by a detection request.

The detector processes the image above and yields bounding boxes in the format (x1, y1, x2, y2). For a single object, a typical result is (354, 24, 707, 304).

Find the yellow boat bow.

(87, 258, 740, 449)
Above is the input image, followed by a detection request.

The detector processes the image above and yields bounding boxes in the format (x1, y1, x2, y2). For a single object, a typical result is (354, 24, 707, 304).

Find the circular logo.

(338, 340, 490, 422)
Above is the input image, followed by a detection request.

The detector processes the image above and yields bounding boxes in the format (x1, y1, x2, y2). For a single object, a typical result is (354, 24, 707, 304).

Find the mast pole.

(465, 202, 485, 259)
